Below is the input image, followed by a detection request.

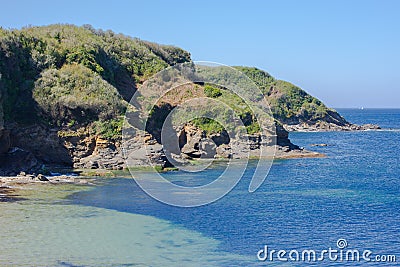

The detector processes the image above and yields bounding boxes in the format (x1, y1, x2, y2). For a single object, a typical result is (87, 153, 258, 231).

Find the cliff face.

(1, 89, 40, 175)
(0, 24, 357, 175)
(0, 88, 3, 132)
(0, 88, 9, 155)
(0, 24, 191, 174)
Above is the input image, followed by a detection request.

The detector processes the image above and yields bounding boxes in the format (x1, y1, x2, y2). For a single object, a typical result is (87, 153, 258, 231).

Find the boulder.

(36, 174, 49, 181)
(10, 125, 72, 165)
(180, 124, 205, 158)
(210, 131, 230, 146)
(215, 144, 232, 158)
(0, 148, 41, 176)
(199, 139, 217, 158)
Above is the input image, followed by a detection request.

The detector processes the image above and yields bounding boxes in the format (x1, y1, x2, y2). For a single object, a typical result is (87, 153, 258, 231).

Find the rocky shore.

(0, 81, 371, 180)
(0, 172, 95, 202)
(1, 117, 383, 179)
(283, 121, 381, 132)
(0, 173, 93, 187)
(0, 24, 381, 183)
(0, 119, 326, 177)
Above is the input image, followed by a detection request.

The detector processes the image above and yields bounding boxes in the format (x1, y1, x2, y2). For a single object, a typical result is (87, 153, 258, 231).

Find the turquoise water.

(1, 109, 399, 266)
(0, 184, 249, 266)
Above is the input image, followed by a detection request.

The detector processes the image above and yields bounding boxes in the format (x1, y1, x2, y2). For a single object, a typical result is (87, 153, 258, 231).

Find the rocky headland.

(0, 24, 378, 178)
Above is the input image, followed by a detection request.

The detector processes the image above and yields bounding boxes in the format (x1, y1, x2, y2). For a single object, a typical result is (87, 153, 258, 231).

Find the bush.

(246, 121, 261, 134)
(33, 64, 126, 126)
(0, 24, 192, 125)
(192, 118, 224, 134)
(93, 117, 124, 140)
(204, 85, 222, 98)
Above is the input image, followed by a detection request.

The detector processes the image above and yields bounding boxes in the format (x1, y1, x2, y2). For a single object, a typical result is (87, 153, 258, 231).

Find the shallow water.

(1, 109, 399, 266)
(0, 184, 250, 266)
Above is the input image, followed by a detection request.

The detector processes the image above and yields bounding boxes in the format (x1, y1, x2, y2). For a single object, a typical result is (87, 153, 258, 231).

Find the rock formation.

(0, 25, 377, 175)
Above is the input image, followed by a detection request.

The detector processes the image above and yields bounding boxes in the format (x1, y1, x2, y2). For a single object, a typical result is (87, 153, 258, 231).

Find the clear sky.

(1, 0, 399, 108)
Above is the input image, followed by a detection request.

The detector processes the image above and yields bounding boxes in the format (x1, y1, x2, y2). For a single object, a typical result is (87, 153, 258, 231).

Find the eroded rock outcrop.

(152, 121, 314, 163)
(0, 90, 8, 154)
(0, 91, 42, 175)
(0, 146, 41, 176)
(0, 129, 10, 155)
(73, 136, 125, 170)
(0, 119, 324, 175)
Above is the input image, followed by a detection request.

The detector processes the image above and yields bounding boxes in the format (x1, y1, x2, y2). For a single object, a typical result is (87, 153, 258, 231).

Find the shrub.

(93, 117, 124, 140)
(192, 118, 224, 134)
(246, 121, 261, 134)
(204, 85, 222, 98)
(33, 64, 126, 126)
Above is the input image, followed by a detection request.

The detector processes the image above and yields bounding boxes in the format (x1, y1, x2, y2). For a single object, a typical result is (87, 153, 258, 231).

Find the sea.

(0, 109, 399, 266)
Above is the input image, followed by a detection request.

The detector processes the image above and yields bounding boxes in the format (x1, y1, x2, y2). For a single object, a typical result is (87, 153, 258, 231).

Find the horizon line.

(333, 107, 400, 109)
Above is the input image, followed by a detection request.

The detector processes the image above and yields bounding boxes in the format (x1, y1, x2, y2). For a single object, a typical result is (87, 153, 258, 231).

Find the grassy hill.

(0, 24, 190, 129)
(0, 24, 349, 136)
(0, 24, 353, 173)
(233, 66, 348, 126)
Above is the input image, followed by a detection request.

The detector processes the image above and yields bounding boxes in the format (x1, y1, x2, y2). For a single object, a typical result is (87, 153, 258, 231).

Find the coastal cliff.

(0, 24, 372, 175)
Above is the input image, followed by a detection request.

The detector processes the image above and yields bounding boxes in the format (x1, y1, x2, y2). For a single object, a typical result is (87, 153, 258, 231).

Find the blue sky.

(1, 0, 399, 108)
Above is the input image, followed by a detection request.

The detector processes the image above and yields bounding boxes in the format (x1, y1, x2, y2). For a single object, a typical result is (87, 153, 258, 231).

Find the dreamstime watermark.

(257, 238, 397, 263)
(122, 62, 276, 207)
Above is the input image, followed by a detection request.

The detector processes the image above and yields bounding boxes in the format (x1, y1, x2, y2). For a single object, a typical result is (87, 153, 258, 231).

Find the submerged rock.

(311, 143, 328, 147)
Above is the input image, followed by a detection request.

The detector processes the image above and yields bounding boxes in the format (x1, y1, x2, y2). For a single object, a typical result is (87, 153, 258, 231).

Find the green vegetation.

(192, 115, 261, 135)
(0, 24, 190, 138)
(234, 66, 275, 86)
(246, 121, 261, 134)
(93, 117, 124, 140)
(203, 84, 222, 98)
(0, 24, 345, 142)
(33, 64, 126, 126)
(187, 66, 346, 134)
(199, 83, 262, 135)
(233, 66, 341, 124)
(192, 118, 225, 134)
